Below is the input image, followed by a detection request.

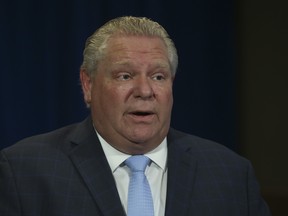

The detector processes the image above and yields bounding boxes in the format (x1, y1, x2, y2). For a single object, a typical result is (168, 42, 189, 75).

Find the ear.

(80, 69, 92, 106)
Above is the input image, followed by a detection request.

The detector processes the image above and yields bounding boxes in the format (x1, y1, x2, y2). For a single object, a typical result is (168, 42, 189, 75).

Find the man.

(0, 16, 270, 215)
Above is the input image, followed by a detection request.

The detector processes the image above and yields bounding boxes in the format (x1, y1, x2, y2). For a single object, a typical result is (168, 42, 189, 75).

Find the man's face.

(81, 35, 174, 154)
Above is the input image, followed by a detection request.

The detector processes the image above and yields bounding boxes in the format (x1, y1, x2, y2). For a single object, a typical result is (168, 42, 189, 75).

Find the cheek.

(159, 85, 173, 103)
(165, 89, 174, 111)
(96, 85, 127, 111)
(107, 86, 126, 101)
(157, 88, 173, 114)
(165, 95, 174, 114)
(112, 84, 134, 103)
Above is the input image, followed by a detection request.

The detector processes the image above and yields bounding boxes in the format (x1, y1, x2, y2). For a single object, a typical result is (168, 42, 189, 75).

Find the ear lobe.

(80, 69, 92, 105)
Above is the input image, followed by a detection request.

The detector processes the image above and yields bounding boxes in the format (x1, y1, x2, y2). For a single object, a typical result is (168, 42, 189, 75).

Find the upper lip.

(132, 112, 153, 116)
(128, 109, 155, 116)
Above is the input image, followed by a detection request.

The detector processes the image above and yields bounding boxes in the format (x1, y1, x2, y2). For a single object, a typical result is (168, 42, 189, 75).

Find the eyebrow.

(112, 60, 170, 69)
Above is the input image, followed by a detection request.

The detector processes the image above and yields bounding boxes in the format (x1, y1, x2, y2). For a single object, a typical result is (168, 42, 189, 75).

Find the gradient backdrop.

(1, 0, 236, 150)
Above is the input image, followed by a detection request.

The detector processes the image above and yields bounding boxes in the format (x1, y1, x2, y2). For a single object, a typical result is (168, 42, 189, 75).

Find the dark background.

(1, 0, 287, 215)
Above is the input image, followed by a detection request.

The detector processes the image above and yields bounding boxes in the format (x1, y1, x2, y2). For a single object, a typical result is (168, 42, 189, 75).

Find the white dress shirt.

(96, 131, 168, 216)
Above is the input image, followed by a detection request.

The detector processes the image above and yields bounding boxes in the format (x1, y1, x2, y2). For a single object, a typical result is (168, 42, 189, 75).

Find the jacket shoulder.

(1, 117, 92, 157)
(168, 128, 248, 164)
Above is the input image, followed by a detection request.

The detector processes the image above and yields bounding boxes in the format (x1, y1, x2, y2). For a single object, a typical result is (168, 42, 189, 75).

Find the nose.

(133, 76, 154, 99)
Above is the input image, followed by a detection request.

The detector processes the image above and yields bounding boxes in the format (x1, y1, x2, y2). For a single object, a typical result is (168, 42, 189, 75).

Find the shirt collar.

(95, 130, 167, 172)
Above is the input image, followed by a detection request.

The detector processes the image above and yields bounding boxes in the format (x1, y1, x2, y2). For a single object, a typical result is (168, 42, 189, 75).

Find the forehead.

(103, 35, 170, 66)
(107, 35, 167, 54)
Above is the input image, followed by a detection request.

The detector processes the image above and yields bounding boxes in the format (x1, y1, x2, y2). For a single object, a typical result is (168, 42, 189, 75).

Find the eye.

(152, 73, 166, 81)
(117, 73, 132, 81)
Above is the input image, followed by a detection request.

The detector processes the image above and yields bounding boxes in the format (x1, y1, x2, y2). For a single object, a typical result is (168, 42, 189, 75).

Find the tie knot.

(125, 155, 150, 172)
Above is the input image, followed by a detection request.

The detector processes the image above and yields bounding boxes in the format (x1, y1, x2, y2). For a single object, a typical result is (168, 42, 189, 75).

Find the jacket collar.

(165, 128, 197, 216)
(62, 117, 197, 216)
(63, 117, 126, 216)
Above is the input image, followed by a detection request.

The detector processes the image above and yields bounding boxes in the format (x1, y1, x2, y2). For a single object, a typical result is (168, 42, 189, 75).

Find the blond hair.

(80, 16, 178, 76)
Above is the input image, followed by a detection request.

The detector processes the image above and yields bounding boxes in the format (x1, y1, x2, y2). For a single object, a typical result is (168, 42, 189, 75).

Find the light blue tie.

(125, 155, 154, 216)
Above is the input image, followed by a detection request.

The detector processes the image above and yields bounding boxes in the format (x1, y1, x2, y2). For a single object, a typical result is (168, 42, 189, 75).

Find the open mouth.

(128, 111, 155, 121)
(132, 111, 153, 116)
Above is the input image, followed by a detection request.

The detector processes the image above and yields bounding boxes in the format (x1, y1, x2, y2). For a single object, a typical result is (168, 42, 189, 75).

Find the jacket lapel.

(62, 119, 197, 216)
(63, 117, 126, 216)
(165, 129, 198, 216)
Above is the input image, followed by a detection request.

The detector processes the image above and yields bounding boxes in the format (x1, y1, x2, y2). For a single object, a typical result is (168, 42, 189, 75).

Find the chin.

(129, 136, 151, 144)
(129, 132, 162, 146)
(127, 141, 156, 155)
(125, 125, 166, 143)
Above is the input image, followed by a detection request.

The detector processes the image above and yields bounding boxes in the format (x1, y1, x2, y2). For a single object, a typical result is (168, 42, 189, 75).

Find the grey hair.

(80, 16, 178, 76)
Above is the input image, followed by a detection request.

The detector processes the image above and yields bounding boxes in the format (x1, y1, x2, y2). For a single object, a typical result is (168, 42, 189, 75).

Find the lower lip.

(128, 114, 155, 123)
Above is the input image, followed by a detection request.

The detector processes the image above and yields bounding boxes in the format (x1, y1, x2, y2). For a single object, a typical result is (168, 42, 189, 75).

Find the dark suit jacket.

(0, 117, 270, 216)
